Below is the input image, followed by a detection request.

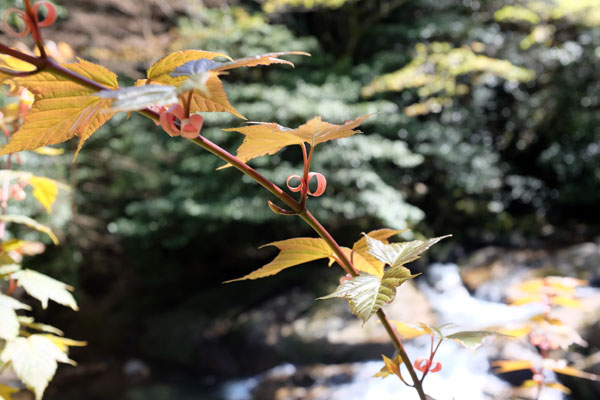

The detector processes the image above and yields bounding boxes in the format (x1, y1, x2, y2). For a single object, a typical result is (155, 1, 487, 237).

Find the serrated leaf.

(0, 384, 19, 400)
(225, 238, 332, 282)
(318, 265, 419, 323)
(0, 304, 19, 340)
(0, 59, 119, 158)
(366, 235, 450, 268)
(292, 114, 372, 147)
(147, 50, 231, 85)
(491, 360, 533, 374)
(0, 215, 58, 244)
(17, 317, 64, 336)
(145, 50, 243, 118)
(29, 176, 59, 213)
(97, 84, 177, 112)
(350, 229, 403, 277)
(223, 114, 371, 166)
(374, 353, 403, 379)
(12, 269, 78, 310)
(222, 123, 303, 165)
(171, 51, 310, 77)
(0, 335, 72, 400)
(446, 330, 506, 352)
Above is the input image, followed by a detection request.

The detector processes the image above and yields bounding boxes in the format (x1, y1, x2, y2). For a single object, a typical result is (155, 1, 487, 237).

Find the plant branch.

(0, 41, 427, 399)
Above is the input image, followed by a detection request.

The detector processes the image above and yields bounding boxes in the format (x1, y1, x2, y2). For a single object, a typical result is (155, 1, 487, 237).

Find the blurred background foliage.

(0, 0, 599, 394)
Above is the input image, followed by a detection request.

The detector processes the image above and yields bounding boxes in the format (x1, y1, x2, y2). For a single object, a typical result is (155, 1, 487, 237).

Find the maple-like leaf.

(224, 114, 371, 166)
(12, 269, 78, 310)
(0, 59, 119, 158)
(146, 50, 231, 84)
(366, 235, 450, 268)
(318, 265, 419, 323)
(0, 335, 72, 400)
(374, 354, 404, 379)
(225, 237, 332, 282)
(147, 50, 309, 119)
(349, 229, 403, 277)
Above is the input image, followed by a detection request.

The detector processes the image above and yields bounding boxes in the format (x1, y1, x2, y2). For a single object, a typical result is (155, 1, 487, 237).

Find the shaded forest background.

(0, 0, 599, 398)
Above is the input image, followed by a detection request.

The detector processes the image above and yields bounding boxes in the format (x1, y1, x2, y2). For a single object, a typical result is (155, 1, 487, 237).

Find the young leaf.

(366, 235, 450, 268)
(0, 215, 58, 244)
(318, 265, 419, 323)
(225, 238, 332, 282)
(171, 51, 310, 76)
(292, 114, 371, 147)
(29, 176, 59, 213)
(146, 50, 231, 84)
(390, 321, 433, 339)
(223, 114, 371, 166)
(0, 304, 19, 340)
(12, 269, 78, 310)
(445, 330, 507, 352)
(351, 229, 403, 277)
(222, 123, 304, 164)
(0, 335, 72, 400)
(0, 59, 119, 158)
(374, 353, 404, 379)
(145, 50, 243, 119)
(97, 84, 177, 112)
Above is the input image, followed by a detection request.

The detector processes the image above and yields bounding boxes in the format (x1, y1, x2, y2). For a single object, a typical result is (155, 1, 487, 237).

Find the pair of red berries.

(157, 104, 204, 139)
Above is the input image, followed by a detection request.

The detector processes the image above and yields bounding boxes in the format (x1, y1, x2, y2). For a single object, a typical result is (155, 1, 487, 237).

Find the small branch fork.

(0, 7, 428, 399)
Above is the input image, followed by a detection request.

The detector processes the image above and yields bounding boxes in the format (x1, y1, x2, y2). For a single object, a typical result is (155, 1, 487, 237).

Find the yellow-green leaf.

(292, 114, 372, 146)
(222, 123, 304, 165)
(0, 215, 58, 244)
(374, 353, 403, 379)
(366, 235, 451, 268)
(29, 176, 59, 213)
(0, 59, 119, 158)
(318, 265, 419, 323)
(351, 229, 403, 277)
(32, 146, 65, 156)
(225, 238, 332, 282)
(224, 114, 371, 166)
(390, 321, 433, 339)
(147, 50, 231, 85)
(12, 269, 78, 310)
(0, 335, 72, 400)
